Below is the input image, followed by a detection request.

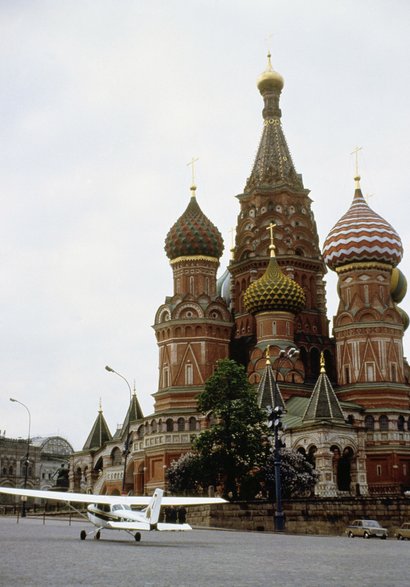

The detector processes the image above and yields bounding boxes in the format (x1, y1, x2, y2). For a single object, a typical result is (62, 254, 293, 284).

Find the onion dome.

(244, 238, 305, 315)
(397, 306, 409, 332)
(165, 186, 224, 261)
(257, 52, 284, 93)
(391, 268, 407, 304)
(323, 177, 403, 271)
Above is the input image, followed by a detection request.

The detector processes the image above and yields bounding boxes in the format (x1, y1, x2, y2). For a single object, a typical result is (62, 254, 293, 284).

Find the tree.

(166, 452, 205, 496)
(263, 448, 319, 499)
(194, 359, 269, 499)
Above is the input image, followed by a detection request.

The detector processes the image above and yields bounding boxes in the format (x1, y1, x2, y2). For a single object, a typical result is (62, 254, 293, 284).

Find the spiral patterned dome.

(323, 178, 403, 271)
(165, 189, 224, 261)
(244, 256, 306, 315)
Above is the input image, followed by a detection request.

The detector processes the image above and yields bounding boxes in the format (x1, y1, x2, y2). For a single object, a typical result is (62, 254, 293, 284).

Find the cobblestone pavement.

(0, 516, 408, 587)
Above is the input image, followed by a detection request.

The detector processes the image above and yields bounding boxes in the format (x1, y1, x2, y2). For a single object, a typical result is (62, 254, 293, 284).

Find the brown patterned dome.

(165, 189, 224, 261)
(244, 256, 305, 315)
(323, 178, 403, 271)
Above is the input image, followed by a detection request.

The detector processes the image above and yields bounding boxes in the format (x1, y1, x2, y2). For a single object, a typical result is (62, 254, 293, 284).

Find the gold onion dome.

(257, 52, 284, 93)
(243, 255, 306, 315)
(323, 177, 403, 271)
(165, 187, 224, 261)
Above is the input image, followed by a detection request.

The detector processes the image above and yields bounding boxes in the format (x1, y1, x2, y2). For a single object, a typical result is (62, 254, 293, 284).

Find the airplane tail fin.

(143, 488, 163, 525)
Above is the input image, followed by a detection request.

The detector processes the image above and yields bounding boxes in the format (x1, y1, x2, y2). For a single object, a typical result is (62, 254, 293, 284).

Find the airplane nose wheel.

(94, 531, 101, 540)
(134, 532, 141, 542)
(80, 530, 87, 540)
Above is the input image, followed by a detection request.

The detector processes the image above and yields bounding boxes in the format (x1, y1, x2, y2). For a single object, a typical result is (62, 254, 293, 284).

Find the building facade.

(0, 434, 73, 501)
(71, 56, 410, 497)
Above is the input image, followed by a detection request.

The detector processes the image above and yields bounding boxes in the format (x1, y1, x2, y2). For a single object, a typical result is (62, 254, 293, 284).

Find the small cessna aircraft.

(0, 486, 225, 542)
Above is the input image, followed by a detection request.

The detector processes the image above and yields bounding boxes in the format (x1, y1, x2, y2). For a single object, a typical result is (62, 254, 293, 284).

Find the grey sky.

(1, 0, 409, 450)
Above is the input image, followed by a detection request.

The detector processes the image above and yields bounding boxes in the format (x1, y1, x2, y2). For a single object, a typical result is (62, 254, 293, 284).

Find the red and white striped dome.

(323, 178, 403, 271)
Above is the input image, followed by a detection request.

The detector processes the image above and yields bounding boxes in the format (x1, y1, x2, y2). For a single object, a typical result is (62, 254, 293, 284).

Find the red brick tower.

(229, 54, 333, 383)
(323, 174, 410, 489)
(153, 184, 233, 414)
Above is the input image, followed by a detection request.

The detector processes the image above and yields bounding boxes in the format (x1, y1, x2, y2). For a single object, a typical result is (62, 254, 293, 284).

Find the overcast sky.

(1, 0, 409, 450)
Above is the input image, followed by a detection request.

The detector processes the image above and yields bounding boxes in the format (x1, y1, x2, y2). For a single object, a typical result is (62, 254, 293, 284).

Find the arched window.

(379, 415, 389, 431)
(177, 417, 185, 432)
(166, 418, 174, 432)
(189, 417, 197, 431)
(307, 446, 317, 467)
(397, 415, 405, 431)
(364, 415, 375, 430)
(111, 447, 122, 466)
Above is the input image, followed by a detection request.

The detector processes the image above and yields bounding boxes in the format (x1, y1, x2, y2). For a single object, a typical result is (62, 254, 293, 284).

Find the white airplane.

(0, 486, 225, 542)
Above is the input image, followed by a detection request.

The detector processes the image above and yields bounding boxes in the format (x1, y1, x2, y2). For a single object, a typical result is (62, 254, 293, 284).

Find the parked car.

(346, 519, 388, 539)
(395, 523, 410, 540)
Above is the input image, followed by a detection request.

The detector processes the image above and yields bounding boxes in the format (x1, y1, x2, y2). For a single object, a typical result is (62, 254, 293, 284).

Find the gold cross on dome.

(187, 157, 199, 187)
(350, 146, 362, 177)
(267, 221, 276, 256)
(265, 345, 271, 364)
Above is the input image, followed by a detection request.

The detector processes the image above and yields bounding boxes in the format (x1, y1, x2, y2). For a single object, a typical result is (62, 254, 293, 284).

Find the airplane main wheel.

(135, 532, 141, 542)
(80, 530, 87, 541)
(95, 531, 101, 540)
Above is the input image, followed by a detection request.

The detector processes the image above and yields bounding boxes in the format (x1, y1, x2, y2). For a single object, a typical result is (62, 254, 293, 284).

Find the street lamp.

(105, 365, 132, 494)
(267, 405, 285, 532)
(267, 347, 299, 532)
(9, 398, 31, 517)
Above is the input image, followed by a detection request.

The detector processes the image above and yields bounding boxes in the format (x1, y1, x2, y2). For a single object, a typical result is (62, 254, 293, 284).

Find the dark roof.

(257, 359, 285, 410)
(82, 410, 112, 451)
(302, 370, 345, 423)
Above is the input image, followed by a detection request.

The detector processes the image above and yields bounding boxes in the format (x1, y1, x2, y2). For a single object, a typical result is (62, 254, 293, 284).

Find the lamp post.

(105, 365, 132, 495)
(9, 398, 31, 517)
(267, 347, 299, 532)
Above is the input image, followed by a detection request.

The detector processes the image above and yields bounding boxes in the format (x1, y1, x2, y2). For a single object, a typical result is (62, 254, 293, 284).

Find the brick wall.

(186, 497, 410, 536)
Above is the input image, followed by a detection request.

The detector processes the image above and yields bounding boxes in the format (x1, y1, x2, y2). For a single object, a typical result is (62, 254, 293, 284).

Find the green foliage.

(196, 359, 268, 498)
(166, 452, 205, 496)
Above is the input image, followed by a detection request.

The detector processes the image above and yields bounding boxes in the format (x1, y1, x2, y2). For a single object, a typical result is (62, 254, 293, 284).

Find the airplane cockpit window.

(123, 504, 131, 510)
(112, 504, 123, 511)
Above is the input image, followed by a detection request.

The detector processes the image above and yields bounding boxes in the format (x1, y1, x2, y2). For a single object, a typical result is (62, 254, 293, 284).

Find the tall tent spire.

(245, 54, 303, 193)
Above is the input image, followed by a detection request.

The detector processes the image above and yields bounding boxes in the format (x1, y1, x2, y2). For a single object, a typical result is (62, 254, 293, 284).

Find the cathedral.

(70, 55, 410, 498)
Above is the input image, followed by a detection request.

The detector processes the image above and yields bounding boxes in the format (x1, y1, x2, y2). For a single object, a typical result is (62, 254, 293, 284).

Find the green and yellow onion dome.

(244, 256, 306, 315)
(396, 306, 409, 332)
(391, 267, 407, 304)
(165, 192, 223, 261)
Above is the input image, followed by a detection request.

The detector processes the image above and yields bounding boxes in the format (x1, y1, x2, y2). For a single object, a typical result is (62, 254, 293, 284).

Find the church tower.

(153, 182, 233, 414)
(323, 173, 410, 489)
(323, 174, 407, 404)
(229, 55, 332, 383)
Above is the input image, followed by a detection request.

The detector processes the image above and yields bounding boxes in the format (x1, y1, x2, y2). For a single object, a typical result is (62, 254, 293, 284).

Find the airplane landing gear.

(135, 532, 141, 542)
(80, 530, 87, 540)
(94, 531, 101, 540)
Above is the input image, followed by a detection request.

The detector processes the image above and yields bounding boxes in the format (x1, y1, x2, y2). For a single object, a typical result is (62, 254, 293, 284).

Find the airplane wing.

(0, 486, 226, 507)
(106, 521, 192, 532)
(0, 487, 150, 506)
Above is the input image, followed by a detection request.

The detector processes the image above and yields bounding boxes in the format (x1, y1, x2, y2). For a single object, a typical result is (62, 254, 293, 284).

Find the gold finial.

(266, 51, 273, 71)
(320, 352, 326, 374)
(99, 398, 103, 413)
(187, 157, 199, 195)
(266, 221, 277, 257)
(265, 345, 271, 365)
(351, 146, 362, 188)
